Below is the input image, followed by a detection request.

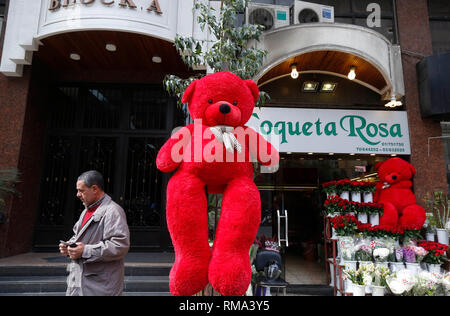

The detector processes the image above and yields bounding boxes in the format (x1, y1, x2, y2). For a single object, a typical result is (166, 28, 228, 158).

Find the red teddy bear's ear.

(409, 163, 417, 175)
(181, 80, 198, 105)
(244, 79, 259, 103)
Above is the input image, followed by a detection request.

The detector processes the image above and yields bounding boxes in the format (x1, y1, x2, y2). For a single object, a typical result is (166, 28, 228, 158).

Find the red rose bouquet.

(417, 241, 448, 265)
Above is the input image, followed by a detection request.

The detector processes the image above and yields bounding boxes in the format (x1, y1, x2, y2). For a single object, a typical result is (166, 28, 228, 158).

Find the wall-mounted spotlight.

(348, 66, 357, 80)
(385, 94, 402, 108)
(290, 63, 299, 79)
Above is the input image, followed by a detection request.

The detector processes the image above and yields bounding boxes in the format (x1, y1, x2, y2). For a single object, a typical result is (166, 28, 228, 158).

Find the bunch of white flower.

(373, 248, 390, 262)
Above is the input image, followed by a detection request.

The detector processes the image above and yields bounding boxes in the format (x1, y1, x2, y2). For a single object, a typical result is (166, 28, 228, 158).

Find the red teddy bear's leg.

(379, 201, 399, 228)
(208, 177, 261, 296)
(166, 172, 211, 296)
(399, 205, 426, 228)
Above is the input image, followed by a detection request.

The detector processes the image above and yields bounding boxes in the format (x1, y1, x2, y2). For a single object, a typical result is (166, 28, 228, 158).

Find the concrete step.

(0, 265, 171, 277)
(0, 274, 170, 296)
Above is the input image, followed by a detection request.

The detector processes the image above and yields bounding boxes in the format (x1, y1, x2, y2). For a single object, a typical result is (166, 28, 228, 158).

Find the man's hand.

(59, 243, 69, 256)
(67, 242, 85, 260)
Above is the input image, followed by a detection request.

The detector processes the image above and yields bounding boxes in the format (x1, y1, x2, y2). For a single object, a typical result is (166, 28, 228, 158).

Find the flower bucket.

(329, 212, 340, 240)
(427, 263, 442, 274)
(328, 258, 335, 286)
(405, 262, 420, 274)
(344, 260, 357, 294)
(426, 232, 435, 242)
(363, 192, 373, 203)
(351, 191, 361, 203)
(369, 213, 379, 226)
(352, 284, 365, 296)
(357, 212, 368, 224)
(371, 285, 385, 296)
(338, 236, 355, 261)
(436, 228, 449, 245)
(340, 191, 349, 201)
(375, 262, 389, 269)
(389, 262, 404, 273)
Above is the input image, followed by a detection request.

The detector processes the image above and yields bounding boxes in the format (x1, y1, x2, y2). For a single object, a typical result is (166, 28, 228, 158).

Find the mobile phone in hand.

(60, 240, 78, 248)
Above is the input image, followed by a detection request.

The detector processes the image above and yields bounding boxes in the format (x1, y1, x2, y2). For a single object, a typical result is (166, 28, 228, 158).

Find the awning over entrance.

(0, 0, 199, 76)
(35, 30, 199, 83)
(253, 23, 405, 101)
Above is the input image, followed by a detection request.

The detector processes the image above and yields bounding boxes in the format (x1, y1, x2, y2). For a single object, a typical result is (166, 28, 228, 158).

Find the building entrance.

(255, 153, 387, 285)
(33, 83, 185, 251)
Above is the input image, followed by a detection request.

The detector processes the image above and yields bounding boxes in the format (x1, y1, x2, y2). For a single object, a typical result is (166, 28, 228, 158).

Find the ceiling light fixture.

(70, 53, 81, 61)
(105, 44, 117, 52)
(348, 66, 357, 80)
(385, 94, 403, 108)
(290, 63, 299, 79)
(302, 81, 319, 92)
(321, 82, 337, 93)
(152, 56, 162, 63)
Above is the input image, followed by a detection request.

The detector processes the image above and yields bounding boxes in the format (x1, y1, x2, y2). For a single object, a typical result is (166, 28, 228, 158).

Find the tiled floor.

(284, 253, 328, 285)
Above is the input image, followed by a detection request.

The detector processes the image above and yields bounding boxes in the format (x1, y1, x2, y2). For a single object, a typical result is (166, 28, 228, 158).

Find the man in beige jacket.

(59, 170, 130, 296)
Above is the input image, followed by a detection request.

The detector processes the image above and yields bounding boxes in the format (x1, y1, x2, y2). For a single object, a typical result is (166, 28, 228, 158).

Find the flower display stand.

(324, 216, 346, 296)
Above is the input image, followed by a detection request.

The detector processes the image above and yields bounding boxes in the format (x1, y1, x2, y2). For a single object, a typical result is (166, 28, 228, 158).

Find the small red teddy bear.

(374, 157, 426, 229)
(156, 71, 279, 296)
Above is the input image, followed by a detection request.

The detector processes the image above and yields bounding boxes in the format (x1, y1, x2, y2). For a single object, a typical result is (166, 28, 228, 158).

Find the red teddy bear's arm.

(156, 124, 194, 173)
(245, 127, 280, 167)
(373, 181, 383, 202)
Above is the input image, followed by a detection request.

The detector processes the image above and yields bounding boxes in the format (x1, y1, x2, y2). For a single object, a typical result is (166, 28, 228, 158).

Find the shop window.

(428, 0, 450, 16)
(429, 0, 450, 54)
(0, 0, 5, 16)
(0, 0, 5, 39)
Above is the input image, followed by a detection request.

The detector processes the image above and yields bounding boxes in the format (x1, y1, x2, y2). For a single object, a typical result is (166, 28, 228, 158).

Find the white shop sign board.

(247, 107, 411, 155)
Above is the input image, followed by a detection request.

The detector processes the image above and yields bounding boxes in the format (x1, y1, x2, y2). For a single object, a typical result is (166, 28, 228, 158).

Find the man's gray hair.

(77, 170, 105, 191)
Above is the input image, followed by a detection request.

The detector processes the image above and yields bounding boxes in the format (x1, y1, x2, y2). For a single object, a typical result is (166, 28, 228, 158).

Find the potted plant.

(361, 182, 376, 203)
(343, 263, 374, 296)
(330, 215, 358, 261)
(417, 241, 448, 274)
(367, 202, 384, 226)
(424, 213, 437, 242)
(386, 269, 416, 296)
(356, 202, 369, 224)
(335, 179, 351, 200)
(371, 265, 391, 296)
(322, 181, 337, 198)
(349, 181, 363, 203)
(401, 225, 424, 245)
(0, 169, 20, 224)
(423, 191, 450, 245)
(373, 247, 390, 269)
(402, 245, 428, 274)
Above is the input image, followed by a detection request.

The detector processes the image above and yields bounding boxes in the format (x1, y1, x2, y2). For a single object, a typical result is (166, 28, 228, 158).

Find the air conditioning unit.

(290, 0, 334, 24)
(245, 3, 290, 32)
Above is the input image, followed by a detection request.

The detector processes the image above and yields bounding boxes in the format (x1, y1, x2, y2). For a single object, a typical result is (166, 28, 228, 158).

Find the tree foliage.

(164, 0, 269, 107)
(0, 169, 20, 215)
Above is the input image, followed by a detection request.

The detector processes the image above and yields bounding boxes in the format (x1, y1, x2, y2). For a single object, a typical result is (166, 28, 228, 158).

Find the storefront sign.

(247, 107, 411, 155)
(49, 0, 163, 14)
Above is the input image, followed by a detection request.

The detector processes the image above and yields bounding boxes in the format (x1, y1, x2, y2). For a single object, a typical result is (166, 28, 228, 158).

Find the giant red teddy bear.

(156, 71, 279, 296)
(374, 157, 426, 229)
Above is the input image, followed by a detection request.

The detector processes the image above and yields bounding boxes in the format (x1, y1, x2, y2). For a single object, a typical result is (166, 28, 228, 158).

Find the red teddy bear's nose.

(219, 104, 231, 114)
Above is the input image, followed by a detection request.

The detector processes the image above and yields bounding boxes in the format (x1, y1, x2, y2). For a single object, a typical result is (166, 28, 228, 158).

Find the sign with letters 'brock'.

(247, 107, 411, 155)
